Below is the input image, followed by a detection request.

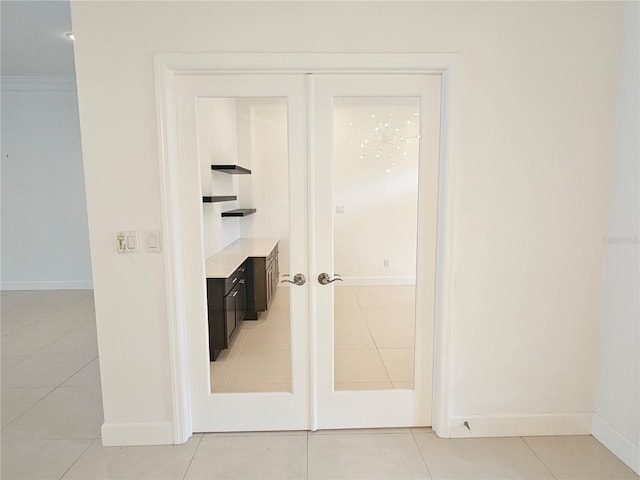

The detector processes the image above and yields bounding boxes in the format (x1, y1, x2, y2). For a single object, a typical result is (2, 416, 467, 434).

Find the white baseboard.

(1, 281, 93, 291)
(592, 413, 639, 474)
(339, 276, 415, 286)
(101, 421, 176, 446)
(1, 75, 76, 91)
(446, 413, 593, 438)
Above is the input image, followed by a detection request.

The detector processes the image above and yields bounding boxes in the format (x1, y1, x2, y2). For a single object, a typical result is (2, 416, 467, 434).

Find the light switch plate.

(145, 231, 161, 253)
(116, 231, 138, 253)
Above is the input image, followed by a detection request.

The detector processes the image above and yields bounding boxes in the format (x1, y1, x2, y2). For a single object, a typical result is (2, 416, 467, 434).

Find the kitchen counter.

(205, 237, 279, 278)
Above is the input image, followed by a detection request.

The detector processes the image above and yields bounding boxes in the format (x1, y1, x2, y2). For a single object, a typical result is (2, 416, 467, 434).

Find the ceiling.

(1, 0, 76, 76)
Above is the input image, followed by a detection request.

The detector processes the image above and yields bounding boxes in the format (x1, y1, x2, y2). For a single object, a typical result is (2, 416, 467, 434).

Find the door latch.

(281, 273, 306, 286)
(318, 273, 343, 285)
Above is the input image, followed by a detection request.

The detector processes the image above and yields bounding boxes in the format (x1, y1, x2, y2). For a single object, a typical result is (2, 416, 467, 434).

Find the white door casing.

(154, 54, 460, 443)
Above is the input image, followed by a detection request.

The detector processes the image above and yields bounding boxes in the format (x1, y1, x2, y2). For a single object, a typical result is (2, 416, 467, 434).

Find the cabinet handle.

(232, 277, 238, 283)
(239, 279, 245, 284)
(232, 291, 238, 297)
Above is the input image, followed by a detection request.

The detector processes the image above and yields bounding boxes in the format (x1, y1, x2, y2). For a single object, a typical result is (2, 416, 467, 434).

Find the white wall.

(593, 1, 639, 474)
(197, 98, 291, 270)
(1, 77, 92, 290)
(334, 99, 420, 284)
(197, 98, 240, 257)
(70, 1, 624, 445)
(237, 99, 290, 274)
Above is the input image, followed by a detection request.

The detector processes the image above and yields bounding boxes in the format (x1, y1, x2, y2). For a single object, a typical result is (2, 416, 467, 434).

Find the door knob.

(281, 273, 306, 286)
(318, 273, 343, 285)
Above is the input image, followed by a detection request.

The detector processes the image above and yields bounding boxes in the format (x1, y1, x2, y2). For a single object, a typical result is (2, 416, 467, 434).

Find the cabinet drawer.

(224, 263, 246, 294)
(266, 245, 278, 267)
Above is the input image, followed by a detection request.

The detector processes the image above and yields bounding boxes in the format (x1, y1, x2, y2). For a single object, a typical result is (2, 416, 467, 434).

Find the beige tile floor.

(2, 289, 639, 480)
(211, 285, 417, 393)
(210, 287, 293, 393)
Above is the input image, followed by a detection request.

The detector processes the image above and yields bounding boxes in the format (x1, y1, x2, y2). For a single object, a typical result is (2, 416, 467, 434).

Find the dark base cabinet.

(245, 243, 279, 320)
(207, 262, 247, 361)
(207, 242, 279, 361)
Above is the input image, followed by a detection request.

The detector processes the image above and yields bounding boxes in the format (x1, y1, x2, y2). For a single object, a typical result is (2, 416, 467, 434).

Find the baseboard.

(1, 281, 93, 291)
(1, 75, 76, 91)
(592, 413, 639, 474)
(101, 421, 175, 446)
(446, 413, 593, 438)
(339, 276, 415, 286)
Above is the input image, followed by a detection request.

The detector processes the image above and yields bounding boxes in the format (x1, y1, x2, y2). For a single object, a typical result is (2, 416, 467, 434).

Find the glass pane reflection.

(197, 97, 292, 394)
(333, 97, 420, 391)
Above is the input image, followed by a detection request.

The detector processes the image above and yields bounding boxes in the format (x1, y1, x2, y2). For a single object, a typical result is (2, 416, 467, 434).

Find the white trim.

(153, 62, 193, 444)
(593, 414, 640, 474)
(0, 281, 93, 291)
(155, 53, 460, 76)
(101, 422, 174, 447)
(154, 52, 460, 441)
(307, 74, 319, 432)
(447, 413, 593, 438)
(338, 276, 416, 286)
(431, 65, 462, 439)
(1, 76, 76, 92)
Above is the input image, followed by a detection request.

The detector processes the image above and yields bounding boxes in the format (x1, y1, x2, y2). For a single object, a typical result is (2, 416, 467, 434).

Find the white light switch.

(335, 205, 346, 214)
(145, 231, 161, 253)
(116, 231, 138, 253)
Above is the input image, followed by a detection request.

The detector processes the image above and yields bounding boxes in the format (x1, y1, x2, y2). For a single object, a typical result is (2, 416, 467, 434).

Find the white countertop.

(205, 238, 279, 278)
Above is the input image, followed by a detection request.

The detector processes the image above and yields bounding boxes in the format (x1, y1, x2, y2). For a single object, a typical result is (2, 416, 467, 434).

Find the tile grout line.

(57, 434, 100, 480)
(57, 354, 100, 387)
(410, 428, 434, 479)
(0, 385, 57, 431)
(1, 313, 49, 338)
(220, 327, 250, 392)
(2, 349, 98, 432)
(520, 436, 559, 480)
(182, 433, 205, 480)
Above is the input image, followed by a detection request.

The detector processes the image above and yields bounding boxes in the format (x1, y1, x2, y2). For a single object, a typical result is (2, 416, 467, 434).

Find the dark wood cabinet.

(207, 262, 247, 361)
(206, 240, 279, 360)
(245, 243, 279, 320)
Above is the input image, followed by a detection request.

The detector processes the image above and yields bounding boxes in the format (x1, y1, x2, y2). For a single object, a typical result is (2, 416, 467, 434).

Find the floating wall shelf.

(211, 165, 252, 175)
(221, 209, 257, 217)
(203, 195, 237, 203)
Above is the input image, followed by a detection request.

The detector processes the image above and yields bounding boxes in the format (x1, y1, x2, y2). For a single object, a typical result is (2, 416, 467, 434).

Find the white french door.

(174, 73, 441, 433)
(175, 75, 310, 432)
(311, 75, 441, 429)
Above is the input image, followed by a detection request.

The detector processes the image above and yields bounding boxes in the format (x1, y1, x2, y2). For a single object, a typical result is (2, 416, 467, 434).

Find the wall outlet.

(383, 259, 390, 268)
(335, 205, 346, 214)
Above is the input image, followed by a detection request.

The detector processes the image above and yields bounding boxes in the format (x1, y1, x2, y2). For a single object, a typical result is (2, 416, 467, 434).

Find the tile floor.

(210, 287, 293, 393)
(2, 289, 639, 480)
(211, 285, 416, 393)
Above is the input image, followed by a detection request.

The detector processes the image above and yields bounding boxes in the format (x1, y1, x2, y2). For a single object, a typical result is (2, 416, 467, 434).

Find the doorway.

(155, 54, 457, 440)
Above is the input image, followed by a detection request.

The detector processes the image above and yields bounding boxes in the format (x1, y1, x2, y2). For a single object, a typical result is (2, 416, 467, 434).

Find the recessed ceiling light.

(65, 32, 75, 41)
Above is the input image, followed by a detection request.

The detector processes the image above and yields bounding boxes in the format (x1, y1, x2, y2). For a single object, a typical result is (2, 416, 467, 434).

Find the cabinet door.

(224, 291, 237, 346)
(266, 265, 273, 309)
(237, 279, 247, 324)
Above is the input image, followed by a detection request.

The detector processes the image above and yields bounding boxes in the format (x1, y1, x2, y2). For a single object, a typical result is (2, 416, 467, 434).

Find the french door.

(174, 73, 441, 433)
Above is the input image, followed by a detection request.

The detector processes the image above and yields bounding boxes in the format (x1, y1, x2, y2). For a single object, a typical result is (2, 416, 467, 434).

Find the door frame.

(153, 53, 462, 444)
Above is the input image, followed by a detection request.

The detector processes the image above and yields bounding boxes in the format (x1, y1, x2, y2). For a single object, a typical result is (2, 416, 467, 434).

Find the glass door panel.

(333, 97, 420, 392)
(198, 97, 293, 395)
